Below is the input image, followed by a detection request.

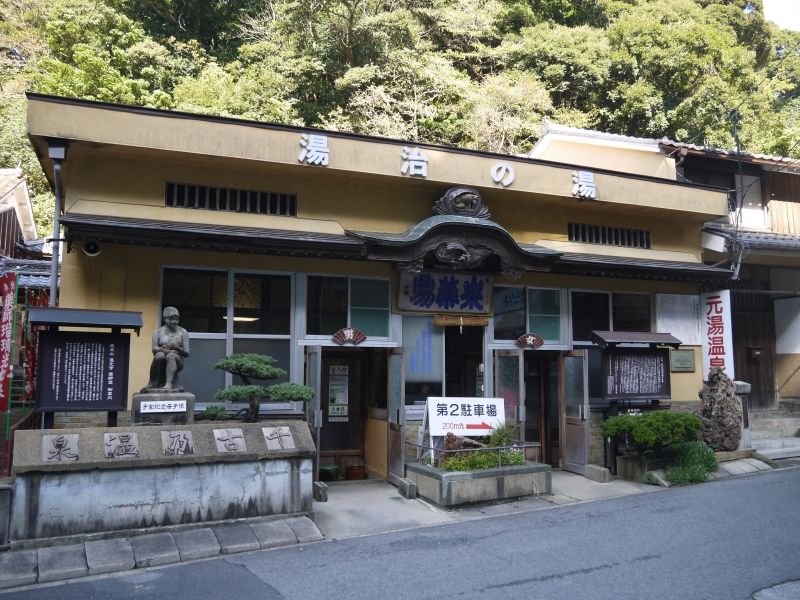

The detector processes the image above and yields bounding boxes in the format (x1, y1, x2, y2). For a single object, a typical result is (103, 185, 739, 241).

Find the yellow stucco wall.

(669, 347, 704, 403)
(532, 137, 677, 180)
(63, 149, 708, 263)
(29, 98, 727, 220)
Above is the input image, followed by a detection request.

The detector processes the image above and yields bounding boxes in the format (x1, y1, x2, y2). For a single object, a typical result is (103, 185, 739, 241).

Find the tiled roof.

(0, 168, 25, 199)
(705, 223, 800, 250)
(660, 139, 800, 170)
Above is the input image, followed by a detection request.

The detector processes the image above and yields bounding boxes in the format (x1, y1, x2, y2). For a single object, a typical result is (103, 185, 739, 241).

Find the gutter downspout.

(47, 141, 68, 307)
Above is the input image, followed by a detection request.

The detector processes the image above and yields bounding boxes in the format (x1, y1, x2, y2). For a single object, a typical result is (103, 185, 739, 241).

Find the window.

(403, 316, 444, 406)
(162, 269, 227, 333)
(161, 268, 292, 405)
(494, 287, 563, 344)
(612, 293, 651, 332)
(571, 291, 653, 342)
(165, 182, 296, 217)
(306, 276, 390, 337)
(571, 291, 610, 342)
(529, 289, 561, 341)
(233, 274, 291, 335)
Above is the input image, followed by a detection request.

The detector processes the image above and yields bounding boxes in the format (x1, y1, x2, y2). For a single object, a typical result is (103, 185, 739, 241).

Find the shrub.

(600, 411, 702, 455)
(199, 405, 228, 420)
(441, 449, 525, 472)
(484, 423, 518, 448)
(665, 441, 718, 485)
(214, 353, 314, 422)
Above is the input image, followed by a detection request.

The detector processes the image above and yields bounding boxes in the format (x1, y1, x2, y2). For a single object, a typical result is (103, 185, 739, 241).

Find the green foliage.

(213, 353, 313, 422)
(215, 384, 270, 404)
(199, 405, 228, 420)
(267, 382, 315, 403)
(214, 353, 287, 383)
(6, 0, 800, 227)
(601, 411, 702, 455)
(665, 441, 718, 485)
(441, 449, 525, 472)
(484, 423, 518, 448)
(442, 423, 524, 472)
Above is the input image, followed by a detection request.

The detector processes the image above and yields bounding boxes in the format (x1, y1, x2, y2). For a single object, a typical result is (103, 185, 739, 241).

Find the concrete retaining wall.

(405, 461, 551, 507)
(10, 421, 314, 541)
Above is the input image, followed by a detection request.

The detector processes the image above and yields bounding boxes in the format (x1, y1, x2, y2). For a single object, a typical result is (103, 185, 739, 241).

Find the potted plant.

(214, 353, 315, 422)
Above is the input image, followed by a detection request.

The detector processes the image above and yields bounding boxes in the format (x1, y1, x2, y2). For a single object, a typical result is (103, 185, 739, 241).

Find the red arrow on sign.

(466, 422, 492, 430)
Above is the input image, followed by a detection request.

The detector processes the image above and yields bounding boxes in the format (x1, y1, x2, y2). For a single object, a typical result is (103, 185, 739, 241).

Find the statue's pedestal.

(132, 392, 195, 425)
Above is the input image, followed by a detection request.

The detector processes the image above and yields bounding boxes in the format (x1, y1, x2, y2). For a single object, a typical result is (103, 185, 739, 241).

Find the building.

(26, 94, 730, 478)
(660, 138, 800, 458)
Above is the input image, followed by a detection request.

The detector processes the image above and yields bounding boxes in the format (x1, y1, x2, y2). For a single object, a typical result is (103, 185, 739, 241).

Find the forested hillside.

(2, 0, 800, 233)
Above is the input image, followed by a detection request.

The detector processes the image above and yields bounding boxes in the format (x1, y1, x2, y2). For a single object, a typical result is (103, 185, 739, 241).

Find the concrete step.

(751, 428, 800, 440)
(758, 446, 800, 459)
(752, 437, 800, 451)
(750, 417, 800, 430)
(778, 400, 800, 413)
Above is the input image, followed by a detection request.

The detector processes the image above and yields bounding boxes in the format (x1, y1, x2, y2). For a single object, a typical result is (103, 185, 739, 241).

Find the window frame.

(297, 273, 400, 347)
(569, 288, 654, 345)
(159, 265, 297, 409)
(489, 285, 569, 350)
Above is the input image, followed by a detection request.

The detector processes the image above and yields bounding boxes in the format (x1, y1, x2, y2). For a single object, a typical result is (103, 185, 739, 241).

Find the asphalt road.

(7, 468, 800, 600)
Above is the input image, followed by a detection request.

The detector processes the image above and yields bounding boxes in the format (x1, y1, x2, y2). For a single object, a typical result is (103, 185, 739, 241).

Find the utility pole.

(731, 111, 745, 280)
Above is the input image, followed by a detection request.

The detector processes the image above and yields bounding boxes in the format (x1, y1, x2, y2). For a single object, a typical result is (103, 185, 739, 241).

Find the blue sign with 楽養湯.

(398, 272, 492, 314)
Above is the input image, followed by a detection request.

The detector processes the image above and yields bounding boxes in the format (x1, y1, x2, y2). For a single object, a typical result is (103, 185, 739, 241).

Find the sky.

(763, 0, 800, 32)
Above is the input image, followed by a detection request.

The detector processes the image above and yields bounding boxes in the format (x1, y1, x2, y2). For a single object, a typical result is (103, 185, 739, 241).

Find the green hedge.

(600, 411, 702, 455)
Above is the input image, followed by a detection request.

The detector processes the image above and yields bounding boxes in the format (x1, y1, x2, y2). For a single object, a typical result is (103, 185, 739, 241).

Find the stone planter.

(404, 461, 551, 507)
(616, 453, 668, 482)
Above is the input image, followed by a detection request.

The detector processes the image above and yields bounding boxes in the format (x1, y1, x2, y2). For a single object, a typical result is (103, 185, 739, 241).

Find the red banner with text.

(0, 272, 17, 412)
(24, 289, 49, 405)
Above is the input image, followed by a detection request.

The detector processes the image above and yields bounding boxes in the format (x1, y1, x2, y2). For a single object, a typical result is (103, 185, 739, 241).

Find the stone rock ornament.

(141, 306, 190, 393)
(696, 367, 742, 451)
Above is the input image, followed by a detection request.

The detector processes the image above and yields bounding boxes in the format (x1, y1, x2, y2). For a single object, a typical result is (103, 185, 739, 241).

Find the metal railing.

(405, 440, 541, 469)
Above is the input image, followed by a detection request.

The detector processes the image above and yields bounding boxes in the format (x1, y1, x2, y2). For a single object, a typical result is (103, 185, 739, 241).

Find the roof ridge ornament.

(433, 187, 491, 219)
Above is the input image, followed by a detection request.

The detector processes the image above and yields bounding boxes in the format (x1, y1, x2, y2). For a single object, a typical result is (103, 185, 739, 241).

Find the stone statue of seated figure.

(141, 306, 190, 393)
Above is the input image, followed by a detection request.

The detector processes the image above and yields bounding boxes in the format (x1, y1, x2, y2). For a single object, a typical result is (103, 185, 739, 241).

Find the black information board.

(36, 331, 130, 411)
(602, 347, 670, 400)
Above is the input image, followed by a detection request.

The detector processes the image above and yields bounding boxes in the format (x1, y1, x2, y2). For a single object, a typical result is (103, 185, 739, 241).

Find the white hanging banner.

(700, 290, 735, 380)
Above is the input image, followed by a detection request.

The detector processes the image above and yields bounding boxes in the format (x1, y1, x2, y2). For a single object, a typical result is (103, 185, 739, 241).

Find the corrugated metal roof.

(28, 307, 142, 330)
(590, 330, 683, 348)
(18, 274, 52, 289)
(556, 251, 731, 274)
(704, 223, 800, 250)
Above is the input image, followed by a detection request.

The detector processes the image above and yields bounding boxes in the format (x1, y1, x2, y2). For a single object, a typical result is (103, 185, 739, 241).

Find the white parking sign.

(427, 397, 505, 437)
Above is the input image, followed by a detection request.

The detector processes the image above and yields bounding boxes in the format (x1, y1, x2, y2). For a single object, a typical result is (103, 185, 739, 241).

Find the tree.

(463, 70, 553, 154)
(214, 353, 314, 423)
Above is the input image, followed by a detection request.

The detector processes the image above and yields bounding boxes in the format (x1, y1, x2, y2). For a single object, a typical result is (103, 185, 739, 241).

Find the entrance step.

(752, 437, 800, 459)
(752, 428, 800, 440)
(750, 417, 800, 431)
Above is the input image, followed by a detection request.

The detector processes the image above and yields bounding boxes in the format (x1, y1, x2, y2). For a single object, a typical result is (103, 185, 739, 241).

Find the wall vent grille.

(568, 223, 651, 249)
(165, 182, 297, 217)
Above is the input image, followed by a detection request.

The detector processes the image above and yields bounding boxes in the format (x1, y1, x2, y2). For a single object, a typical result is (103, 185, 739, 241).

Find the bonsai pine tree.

(214, 354, 315, 422)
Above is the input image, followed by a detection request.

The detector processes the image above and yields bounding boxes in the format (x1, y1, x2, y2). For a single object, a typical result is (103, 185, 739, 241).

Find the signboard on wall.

(328, 365, 349, 422)
(700, 290, 735, 380)
(427, 397, 505, 437)
(656, 294, 701, 346)
(398, 272, 492, 314)
(602, 348, 670, 400)
(36, 331, 130, 411)
(0, 272, 16, 412)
